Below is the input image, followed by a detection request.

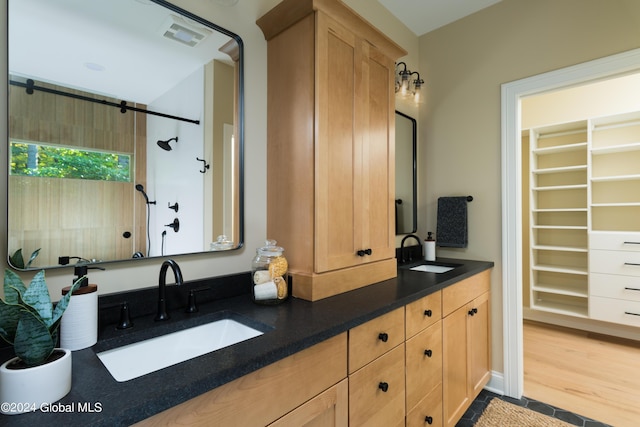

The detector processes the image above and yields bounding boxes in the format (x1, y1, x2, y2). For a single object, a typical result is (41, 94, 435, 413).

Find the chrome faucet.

(155, 259, 184, 321)
(400, 234, 422, 263)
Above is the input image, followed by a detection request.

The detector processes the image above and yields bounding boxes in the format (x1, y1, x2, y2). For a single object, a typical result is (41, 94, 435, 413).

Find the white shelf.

(533, 142, 587, 155)
(533, 208, 588, 213)
(532, 225, 587, 230)
(530, 300, 589, 318)
(591, 202, 640, 207)
(591, 141, 640, 154)
(532, 244, 588, 253)
(532, 283, 588, 298)
(591, 174, 640, 182)
(532, 264, 588, 275)
(533, 184, 587, 191)
(532, 165, 587, 175)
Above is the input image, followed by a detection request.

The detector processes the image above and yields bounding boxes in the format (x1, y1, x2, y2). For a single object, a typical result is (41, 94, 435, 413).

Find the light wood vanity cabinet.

(442, 270, 491, 427)
(348, 307, 405, 426)
(405, 292, 443, 427)
(134, 334, 348, 427)
(135, 271, 492, 427)
(257, 0, 407, 301)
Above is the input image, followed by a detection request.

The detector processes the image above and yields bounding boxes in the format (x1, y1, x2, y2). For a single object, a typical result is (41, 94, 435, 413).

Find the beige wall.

(420, 0, 640, 372)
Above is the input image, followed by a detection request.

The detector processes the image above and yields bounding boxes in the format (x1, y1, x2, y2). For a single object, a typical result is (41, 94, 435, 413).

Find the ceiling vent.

(159, 14, 213, 47)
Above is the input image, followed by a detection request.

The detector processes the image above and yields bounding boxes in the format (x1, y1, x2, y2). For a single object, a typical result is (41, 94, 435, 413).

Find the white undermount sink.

(97, 318, 264, 382)
(409, 264, 456, 273)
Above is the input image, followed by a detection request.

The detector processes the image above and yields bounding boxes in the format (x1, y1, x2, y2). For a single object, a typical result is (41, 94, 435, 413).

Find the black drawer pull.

(424, 349, 432, 357)
(378, 382, 389, 392)
(425, 416, 433, 424)
(378, 332, 389, 342)
(424, 309, 432, 317)
(624, 287, 640, 292)
(623, 241, 640, 245)
(624, 311, 640, 317)
(468, 307, 478, 316)
(624, 262, 640, 266)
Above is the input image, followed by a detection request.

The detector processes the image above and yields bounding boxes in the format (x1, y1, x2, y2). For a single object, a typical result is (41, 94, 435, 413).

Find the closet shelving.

(527, 110, 640, 326)
(528, 121, 589, 317)
(590, 111, 640, 233)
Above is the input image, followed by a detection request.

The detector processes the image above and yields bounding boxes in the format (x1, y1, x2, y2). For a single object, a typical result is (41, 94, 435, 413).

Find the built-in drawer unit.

(590, 250, 640, 277)
(590, 231, 640, 252)
(406, 383, 443, 427)
(590, 296, 640, 327)
(590, 273, 640, 302)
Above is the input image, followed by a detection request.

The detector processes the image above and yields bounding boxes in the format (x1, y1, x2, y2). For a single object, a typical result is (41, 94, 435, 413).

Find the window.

(9, 141, 131, 182)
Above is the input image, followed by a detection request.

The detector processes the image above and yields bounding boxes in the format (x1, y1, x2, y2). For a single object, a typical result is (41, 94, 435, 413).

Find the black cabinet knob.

(364, 248, 372, 255)
(424, 349, 432, 357)
(425, 415, 433, 424)
(424, 309, 432, 317)
(468, 307, 478, 316)
(378, 382, 389, 392)
(378, 332, 389, 342)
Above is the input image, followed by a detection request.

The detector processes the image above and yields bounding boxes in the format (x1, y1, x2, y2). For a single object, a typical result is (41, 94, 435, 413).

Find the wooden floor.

(523, 320, 640, 427)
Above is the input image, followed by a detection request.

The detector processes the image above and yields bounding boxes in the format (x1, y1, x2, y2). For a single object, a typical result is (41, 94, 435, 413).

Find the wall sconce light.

(395, 62, 424, 104)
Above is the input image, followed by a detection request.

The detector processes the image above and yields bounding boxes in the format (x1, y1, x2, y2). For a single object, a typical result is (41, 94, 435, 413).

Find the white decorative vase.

(0, 348, 72, 415)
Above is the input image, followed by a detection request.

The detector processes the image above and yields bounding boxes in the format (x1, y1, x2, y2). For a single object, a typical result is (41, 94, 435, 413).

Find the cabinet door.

(359, 43, 396, 265)
(442, 303, 470, 427)
(315, 12, 395, 273)
(269, 379, 348, 427)
(469, 292, 491, 397)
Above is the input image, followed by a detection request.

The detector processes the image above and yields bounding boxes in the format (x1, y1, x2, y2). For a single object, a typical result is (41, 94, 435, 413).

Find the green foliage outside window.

(10, 141, 131, 182)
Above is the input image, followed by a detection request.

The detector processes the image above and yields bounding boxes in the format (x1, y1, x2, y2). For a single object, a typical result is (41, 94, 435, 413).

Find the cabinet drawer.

(590, 231, 640, 251)
(442, 270, 490, 317)
(590, 250, 640, 277)
(590, 273, 640, 301)
(349, 307, 404, 373)
(406, 291, 441, 339)
(590, 296, 640, 327)
(406, 383, 443, 427)
(349, 344, 405, 427)
(406, 321, 442, 411)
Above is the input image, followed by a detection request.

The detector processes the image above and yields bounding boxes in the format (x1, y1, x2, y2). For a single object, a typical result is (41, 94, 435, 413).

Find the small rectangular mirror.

(395, 111, 417, 234)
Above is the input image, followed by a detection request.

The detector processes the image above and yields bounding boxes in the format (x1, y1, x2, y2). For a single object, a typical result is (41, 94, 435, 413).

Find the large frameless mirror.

(7, 0, 244, 270)
(395, 111, 417, 234)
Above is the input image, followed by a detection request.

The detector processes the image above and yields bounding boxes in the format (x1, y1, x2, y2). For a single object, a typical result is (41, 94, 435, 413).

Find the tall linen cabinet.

(257, 0, 407, 301)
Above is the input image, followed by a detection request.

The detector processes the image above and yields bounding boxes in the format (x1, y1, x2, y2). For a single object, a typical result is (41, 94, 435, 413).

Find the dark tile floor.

(456, 389, 612, 427)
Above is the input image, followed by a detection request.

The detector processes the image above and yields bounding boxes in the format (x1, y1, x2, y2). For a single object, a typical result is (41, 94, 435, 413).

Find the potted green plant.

(0, 269, 82, 415)
(9, 248, 41, 269)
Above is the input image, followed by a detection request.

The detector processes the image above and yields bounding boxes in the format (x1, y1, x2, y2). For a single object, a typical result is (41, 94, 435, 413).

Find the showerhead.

(157, 136, 178, 151)
(135, 184, 155, 205)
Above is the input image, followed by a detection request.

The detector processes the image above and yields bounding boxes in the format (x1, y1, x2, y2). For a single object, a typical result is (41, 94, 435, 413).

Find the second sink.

(97, 317, 265, 382)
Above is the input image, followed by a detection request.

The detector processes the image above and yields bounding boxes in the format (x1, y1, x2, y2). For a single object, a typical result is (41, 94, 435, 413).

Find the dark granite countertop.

(0, 257, 493, 426)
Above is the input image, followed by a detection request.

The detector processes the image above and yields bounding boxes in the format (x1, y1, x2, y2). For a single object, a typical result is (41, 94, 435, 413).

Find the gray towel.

(436, 196, 468, 248)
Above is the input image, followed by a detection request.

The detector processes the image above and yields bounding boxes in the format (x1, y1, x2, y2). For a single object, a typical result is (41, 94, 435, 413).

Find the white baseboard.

(523, 307, 640, 342)
(485, 371, 505, 396)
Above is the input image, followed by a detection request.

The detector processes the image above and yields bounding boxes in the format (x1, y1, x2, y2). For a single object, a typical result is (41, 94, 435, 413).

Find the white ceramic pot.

(0, 348, 72, 415)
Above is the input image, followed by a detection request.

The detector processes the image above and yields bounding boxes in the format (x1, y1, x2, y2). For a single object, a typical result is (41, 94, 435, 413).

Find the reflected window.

(10, 141, 131, 182)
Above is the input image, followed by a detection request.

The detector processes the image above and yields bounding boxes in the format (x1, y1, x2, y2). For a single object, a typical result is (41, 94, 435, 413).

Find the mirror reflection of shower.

(135, 184, 155, 257)
(157, 136, 178, 151)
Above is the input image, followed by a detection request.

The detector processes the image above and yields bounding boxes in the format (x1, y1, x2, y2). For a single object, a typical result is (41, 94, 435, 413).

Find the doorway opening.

(500, 47, 640, 399)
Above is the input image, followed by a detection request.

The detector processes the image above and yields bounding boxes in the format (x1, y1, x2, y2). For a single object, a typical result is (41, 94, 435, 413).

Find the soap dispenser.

(424, 232, 436, 262)
(60, 265, 100, 350)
